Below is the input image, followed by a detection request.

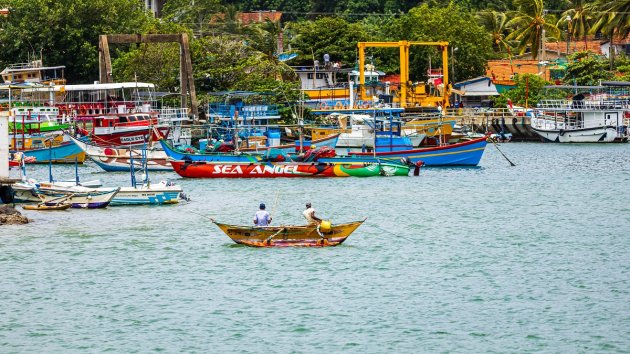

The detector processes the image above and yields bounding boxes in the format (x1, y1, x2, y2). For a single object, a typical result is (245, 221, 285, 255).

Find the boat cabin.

(1, 60, 65, 85)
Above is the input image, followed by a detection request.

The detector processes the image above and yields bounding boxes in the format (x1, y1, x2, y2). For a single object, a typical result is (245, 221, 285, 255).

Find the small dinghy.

(23, 203, 71, 211)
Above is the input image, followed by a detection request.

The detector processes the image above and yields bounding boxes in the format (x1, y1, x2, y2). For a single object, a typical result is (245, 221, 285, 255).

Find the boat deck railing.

(208, 103, 281, 122)
(537, 99, 630, 111)
(159, 108, 190, 123)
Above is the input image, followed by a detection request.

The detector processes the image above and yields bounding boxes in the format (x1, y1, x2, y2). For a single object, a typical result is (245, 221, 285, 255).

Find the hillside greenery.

(0, 0, 628, 106)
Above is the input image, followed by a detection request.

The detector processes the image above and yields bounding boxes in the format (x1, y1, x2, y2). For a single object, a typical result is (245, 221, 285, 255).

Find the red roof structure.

(238, 11, 282, 25)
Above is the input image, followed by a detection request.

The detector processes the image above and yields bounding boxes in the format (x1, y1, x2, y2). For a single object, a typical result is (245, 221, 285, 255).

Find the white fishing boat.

(111, 181, 183, 206)
(332, 114, 425, 150)
(35, 184, 120, 209)
(109, 145, 185, 206)
(68, 135, 171, 172)
(530, 92, 629, 143)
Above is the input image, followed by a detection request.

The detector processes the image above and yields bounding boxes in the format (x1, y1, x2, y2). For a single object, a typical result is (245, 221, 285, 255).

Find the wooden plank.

(106, 34, 183, 44)
(180, 33, 198, 119)
(98, 35, 112, 83)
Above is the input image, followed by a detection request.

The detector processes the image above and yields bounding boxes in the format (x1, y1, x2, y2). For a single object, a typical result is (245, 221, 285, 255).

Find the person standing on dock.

(254, 203, 272, 226)
(303, 202, 322, 225)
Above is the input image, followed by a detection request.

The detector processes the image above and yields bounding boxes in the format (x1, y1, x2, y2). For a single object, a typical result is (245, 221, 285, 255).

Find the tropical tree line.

(0, 0, 629, 104)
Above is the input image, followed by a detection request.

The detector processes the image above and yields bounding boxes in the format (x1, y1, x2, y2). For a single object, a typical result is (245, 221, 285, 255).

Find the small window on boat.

(128, 116, 137, 122)
(119, 117, 128, 123)
(307, 73, 314, 79)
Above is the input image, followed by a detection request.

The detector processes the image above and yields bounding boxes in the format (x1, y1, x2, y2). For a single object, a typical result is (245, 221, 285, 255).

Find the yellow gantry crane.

(357, 41, 450, 108)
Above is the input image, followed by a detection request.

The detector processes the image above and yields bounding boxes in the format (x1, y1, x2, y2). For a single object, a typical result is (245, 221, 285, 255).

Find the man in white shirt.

(302, 202, 322, 225)
(254, 203, 272, 226)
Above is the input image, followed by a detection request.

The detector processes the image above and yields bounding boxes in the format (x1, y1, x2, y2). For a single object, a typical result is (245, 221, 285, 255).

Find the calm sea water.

(1, 143, 629, 353)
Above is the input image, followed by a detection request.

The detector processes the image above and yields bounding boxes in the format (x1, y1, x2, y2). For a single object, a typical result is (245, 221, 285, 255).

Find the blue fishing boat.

(159, 139, 263, 163)
(20, 140, 85, 164)
(343, 136, 488, 166)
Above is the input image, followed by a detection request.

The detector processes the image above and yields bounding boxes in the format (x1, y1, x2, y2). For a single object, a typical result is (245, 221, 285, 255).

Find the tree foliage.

(507, 0, 561, 59)
(0, 0, 152, 83)
(494, 73, 552, 107)
(391, 3, 493, 82)
(563, 51, 616, 85)
(289, 17, 369, 67)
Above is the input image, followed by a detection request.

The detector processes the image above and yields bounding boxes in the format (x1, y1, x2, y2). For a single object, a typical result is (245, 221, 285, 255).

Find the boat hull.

(348, 136, 488, 166)
(83, 126, 170, 147)
(160, 140, 263, 163)
(22, 203, 71, 211)
(36, 186, 120, 209)
(111, 185, 182, 205)
(18, 141, 86, 164)
(531, 126, 618, 143)
(213, 219, 366, 247)
(170, 160, 385, 178)
(70, 135, 172, 172)
(241, 134, 340, 153)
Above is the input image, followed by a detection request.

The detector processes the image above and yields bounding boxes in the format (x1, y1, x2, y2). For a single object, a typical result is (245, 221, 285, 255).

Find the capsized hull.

(349, 136, 488, 166)
(213, 219, 366, 247)
(170, 160, 385, 178)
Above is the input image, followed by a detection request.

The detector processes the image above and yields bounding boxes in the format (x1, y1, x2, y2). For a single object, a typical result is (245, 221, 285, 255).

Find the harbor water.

(1, 143, 629, 353)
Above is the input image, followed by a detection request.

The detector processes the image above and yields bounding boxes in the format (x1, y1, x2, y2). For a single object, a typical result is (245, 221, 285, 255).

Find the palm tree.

(506, 0, 561, 59)
(476, 10, 511, 55)
(590, 0, 630, 67)
(557, 0, 594, 52)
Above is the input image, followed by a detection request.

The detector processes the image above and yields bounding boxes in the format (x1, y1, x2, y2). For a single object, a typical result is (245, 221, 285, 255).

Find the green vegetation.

(0, 0, 629, 106)
(493, 73, 550, 107)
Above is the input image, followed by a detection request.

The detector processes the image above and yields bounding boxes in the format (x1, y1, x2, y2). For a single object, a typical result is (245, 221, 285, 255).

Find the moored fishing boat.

(159, 138, 264, 163)
(75, 113, 170, 147)
(211, 218, 366, 247)
(110, 144, 185, 206)
(348, 135, 488, 166)
(169, 160, 392, 178)
(35, 184, 120, 209)
(530, 95, 628, 143)
(69, 135, 172, 172)
(111, 181, 183, 206)
(11, 136, 85, 164)
(22, 203, 71, 211)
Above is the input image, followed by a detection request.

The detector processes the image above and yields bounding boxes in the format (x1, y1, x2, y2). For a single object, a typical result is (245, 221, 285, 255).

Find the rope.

(491, 140, 516, 166)
(264, 227, 286, 245)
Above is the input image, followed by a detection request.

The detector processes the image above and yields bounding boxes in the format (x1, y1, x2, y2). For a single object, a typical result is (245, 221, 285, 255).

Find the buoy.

(320, 220, 332, 232)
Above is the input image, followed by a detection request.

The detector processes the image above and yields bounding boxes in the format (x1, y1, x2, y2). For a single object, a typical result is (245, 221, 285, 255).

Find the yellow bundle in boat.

(320, 220, 332, 232)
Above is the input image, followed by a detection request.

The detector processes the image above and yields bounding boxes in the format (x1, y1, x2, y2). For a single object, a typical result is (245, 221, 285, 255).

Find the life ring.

(362, 101, 370, 109)
(318, 102, 327, 110)
(78, 105, 87, 115)
(334, 101, 343, 110)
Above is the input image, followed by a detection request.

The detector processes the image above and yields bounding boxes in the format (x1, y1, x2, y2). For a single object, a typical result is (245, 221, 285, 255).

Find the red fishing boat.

(169, 160, 397, 178)
(75, 113, 169, 146)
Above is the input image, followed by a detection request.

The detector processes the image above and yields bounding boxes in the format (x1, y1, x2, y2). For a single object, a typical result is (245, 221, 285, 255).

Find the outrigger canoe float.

(211, 219, 366, 247)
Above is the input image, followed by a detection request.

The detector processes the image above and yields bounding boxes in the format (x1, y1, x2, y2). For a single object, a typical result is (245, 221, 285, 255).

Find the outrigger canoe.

(212, 219, 366, 247)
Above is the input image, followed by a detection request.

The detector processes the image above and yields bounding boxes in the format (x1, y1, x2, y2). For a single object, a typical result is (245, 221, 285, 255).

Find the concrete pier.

(1, 112, 20, 204)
